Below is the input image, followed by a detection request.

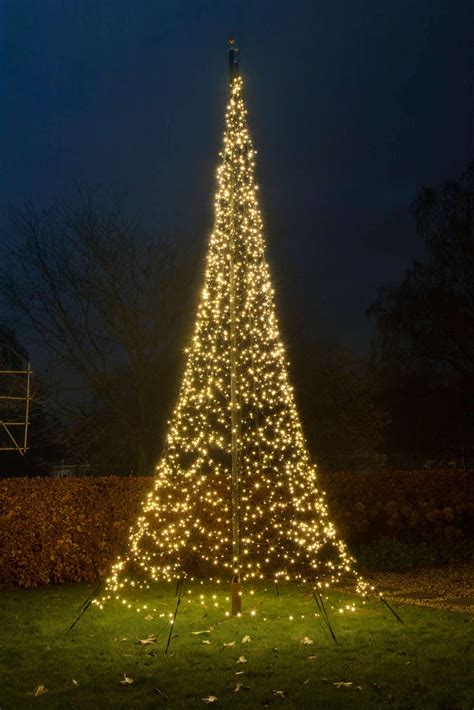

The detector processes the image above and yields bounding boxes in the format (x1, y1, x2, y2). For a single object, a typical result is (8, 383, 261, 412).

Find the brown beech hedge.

(0, 471, 472, 588)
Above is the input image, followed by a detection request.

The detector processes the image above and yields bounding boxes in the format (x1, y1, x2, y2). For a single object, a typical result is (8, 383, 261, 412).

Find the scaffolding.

(0, 364, 32, 455)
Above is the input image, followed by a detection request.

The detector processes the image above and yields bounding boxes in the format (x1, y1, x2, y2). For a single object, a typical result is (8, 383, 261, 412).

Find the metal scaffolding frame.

(0, 364, 32, 455)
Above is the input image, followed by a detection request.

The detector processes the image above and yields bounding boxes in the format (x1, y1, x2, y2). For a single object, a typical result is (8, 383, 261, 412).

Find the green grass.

(0, 582, 472, 709)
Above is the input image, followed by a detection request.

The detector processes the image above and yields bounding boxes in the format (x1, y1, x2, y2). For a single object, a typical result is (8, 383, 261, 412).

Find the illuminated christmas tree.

(96, 41, 373, 619)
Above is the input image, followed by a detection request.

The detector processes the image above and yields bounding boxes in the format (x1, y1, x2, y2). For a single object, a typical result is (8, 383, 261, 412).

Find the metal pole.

(229, 234, 241, 614)
(228, 37, 241, 615)
(23, 363, 31, 453)
(228, 37, 239, 81)
(0, 421, 25, 455)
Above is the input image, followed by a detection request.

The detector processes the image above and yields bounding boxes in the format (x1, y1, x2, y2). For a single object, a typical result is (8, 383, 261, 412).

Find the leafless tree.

(0, 191, 198, 472)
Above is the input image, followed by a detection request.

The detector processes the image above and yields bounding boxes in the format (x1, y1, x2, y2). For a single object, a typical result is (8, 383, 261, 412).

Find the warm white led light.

(96, 75, 370, 612)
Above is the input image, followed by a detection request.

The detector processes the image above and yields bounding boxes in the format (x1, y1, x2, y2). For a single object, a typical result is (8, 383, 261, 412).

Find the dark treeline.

(367, 161, 474, 468)
(0, 162, 473, 475)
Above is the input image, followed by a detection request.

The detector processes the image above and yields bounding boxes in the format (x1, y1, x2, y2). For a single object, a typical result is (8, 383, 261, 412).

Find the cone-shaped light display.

(97, 64, 371, 614)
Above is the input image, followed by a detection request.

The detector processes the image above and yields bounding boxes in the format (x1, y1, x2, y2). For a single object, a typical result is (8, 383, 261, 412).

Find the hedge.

(0, 471, 472, 588)
(323, 470, 473, 546)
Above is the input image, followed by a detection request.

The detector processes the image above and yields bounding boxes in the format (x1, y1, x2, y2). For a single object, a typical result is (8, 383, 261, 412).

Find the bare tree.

(0, 191, 198, 472)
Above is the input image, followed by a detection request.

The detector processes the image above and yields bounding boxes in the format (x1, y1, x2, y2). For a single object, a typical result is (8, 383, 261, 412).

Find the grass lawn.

(0, 582, 472, 709)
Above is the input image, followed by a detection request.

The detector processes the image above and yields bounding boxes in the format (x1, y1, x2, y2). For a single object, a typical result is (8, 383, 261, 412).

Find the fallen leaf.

(145, 614, 154, 621)
(202, 696, 218, 703)
(235, 671, 245, 676)
(138, 635, 156, 645)
(301, 637, 314, 645)
(303, 679, 310, 685)
(33, 685, 48, 697)
(119, 674, 134, 685)
(273, 690, 288, 698)
(202, 640, 211, 645)
(223, 641, 235, 648)
(236, 656, 247, 664)
(333, 681, 353, 688)
(241, 635, 251, 644)
(192, 629, 211, 635)
(234, 682, 251, 692)
(72, 679, 79, 687)
(307, 655, 318, 660)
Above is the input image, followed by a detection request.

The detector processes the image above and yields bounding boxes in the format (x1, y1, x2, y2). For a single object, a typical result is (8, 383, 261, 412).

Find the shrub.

(0, 477, 149, 589)
(322, 470, 474, 546)
(354, 538, 474, 571)
(0, 470, 472, 588)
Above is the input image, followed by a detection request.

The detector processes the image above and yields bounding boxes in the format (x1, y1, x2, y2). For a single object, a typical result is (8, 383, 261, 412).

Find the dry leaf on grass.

(223, 641, 235, 648)
(241, 635, 251, 643)
(273, 690, 288, 698)
(301, 637, 314, 645)
(145, 614, 154, 621)
(202, 695, 218, 703)
(137, 635, 156, 645)
(72, 679, 79, 687)
(234, 682, 250, 692)
(33, 685, 48, 697)
(303, 679, 310, 685)
(236, 656, 247, 664)
(235, 671, 245, 676)
(119, 674, 134, 685)
(192, 629, 211, 635)
(333, 681, 353, 688)
(307, 655, 318, 660)
(202, 640, 211, 645)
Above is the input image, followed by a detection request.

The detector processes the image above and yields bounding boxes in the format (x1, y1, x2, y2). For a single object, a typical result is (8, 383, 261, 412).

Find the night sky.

(1, 1, 473, 354)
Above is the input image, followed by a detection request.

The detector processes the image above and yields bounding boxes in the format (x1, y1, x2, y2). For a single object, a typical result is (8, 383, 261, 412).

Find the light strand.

(96, 75, 372, 613)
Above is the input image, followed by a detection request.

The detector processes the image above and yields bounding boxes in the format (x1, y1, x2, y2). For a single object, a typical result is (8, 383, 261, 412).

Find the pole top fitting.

(228, 37, 239, 82)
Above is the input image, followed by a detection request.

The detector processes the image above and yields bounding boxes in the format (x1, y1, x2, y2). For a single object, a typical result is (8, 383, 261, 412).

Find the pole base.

(231, 575, 241, 616)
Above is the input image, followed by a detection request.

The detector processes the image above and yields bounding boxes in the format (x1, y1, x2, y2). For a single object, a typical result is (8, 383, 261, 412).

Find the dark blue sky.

(1, 1, 473, 353)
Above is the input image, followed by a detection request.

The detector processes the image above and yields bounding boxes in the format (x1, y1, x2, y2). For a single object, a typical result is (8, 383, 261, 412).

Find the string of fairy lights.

(95, 74, 374, 615)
